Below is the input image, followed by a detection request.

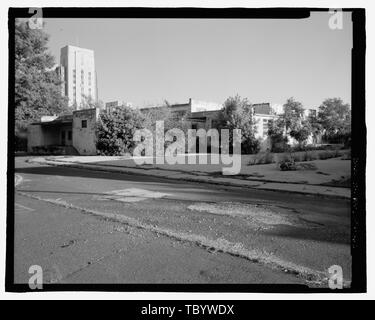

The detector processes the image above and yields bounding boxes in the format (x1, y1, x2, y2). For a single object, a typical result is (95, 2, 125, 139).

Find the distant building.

(270, 103, 284, 115)
(252, 103, 273, 115)
(27, 98, 318, 156)
(139, 99, 280, 151)
(139, 98, 222, 119)
(105, 100, 133, 113)
(187, 101, 278, 151)
(60, 45, 98, 109)
(304, 108, 317, 118)
(252, 104, 279, 146)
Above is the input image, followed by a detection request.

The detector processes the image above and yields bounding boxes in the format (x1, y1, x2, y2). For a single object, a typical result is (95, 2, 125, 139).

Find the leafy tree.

(307, 111, 322, 145)
(289, 120, 312, 146)
(267, 98, 313, 150)
(15, 20, 69, 132)
(96, 106, 145, 155)
(282, 97, 305, 131)
(317, 98, 351, 144)
(217, 95, 260, 154)
(267, 118, 288, 152)
(281, 97, 312, 146)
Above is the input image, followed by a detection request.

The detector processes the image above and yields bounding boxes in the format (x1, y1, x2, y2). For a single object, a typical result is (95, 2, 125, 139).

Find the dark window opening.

(68, 131, 72, 140)
(82, 120, 87, 128)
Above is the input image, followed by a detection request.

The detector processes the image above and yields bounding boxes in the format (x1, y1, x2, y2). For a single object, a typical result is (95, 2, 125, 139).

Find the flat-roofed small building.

(27, 108, 100, 155)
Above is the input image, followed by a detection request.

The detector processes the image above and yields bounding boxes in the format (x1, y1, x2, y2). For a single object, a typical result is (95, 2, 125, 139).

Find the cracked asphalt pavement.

(13, 156, 351, 286)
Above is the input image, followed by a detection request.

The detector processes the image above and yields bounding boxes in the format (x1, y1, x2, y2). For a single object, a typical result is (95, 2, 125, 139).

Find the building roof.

(61, 45, 95, 53)
(253, 103, 272, 115)
(32, 114, 73, 126)
(139, 102, 190, 112)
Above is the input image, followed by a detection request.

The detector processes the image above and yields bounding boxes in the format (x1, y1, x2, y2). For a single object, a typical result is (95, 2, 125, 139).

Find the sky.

(43, 13, 352, 108)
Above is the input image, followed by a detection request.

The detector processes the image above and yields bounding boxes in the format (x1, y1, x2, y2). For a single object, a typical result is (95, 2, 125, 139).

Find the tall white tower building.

(60, 45, 98, 109)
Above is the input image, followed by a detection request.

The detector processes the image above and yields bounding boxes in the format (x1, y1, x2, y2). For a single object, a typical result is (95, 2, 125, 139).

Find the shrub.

(317, 151, 333, 160)
(291, 144, 313, 152)
(15, 135, 27, 152)
(291, 144, 342, 152)
(250, 151, 274, 165)
(322, 131, 350, 144)
(263, 151, 274, 164)
(304, 151, 318, 161)
(248, 148, 349, 166)
(271, 140, 290, 153)
(333, 149, 341, 158)
(96, 107, 145, 156)
(242, 137, 261, 154)
(217, 95, 260, 155)
(279, 159, 297, 171)
(291, 152, 303, 162)
(289, 120, 312, 146)
(294, 151, 316, 162)
(268, 118, 290, 153)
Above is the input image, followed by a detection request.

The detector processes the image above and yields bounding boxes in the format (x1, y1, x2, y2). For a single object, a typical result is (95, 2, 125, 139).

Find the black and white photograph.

(1, 2, 371, 301)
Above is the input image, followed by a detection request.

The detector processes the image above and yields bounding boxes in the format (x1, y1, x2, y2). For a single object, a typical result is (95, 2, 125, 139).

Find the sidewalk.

(28, 155, 351, 199)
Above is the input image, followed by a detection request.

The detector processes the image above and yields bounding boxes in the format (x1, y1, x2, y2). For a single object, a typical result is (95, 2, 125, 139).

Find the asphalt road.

(13, 156, 351, 287)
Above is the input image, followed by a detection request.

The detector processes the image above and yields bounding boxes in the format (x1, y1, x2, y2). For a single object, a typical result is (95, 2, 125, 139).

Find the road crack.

(61, 248, 126, 282)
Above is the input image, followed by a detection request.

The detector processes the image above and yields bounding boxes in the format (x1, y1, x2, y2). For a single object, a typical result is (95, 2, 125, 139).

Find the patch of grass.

(321, 176, 351, 188)
(247, 149, 350, 166)
(297, 163, 317, 171)
(317, 149, 345, 160)
(304, 151, 319, 162)
(248, 152, 275, 165)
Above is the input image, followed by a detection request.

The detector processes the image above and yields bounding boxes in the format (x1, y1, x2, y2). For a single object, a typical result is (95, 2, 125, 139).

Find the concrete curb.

(28, 157, 350, 200)
(52, 159, 344, 187)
